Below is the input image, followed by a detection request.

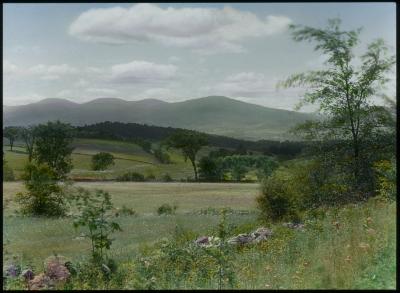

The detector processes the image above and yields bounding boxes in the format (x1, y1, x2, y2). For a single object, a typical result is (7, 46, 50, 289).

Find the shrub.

(198, 156, 224, 182)
(374, 158, 396, 201)
(3, 163, 15, 181)
(157, 203, 177, 215)
(153, 147, 171, 164)
(257, 172, 301, 222)
(91, 152, 115, 171)
(145, 173, 156, 181)
(70, 188, 122, 262)
(15, 163, 67, 217)
(120, 205, 137, 216)
(116, 171, 145, 182)
(161, 173, 173, 182)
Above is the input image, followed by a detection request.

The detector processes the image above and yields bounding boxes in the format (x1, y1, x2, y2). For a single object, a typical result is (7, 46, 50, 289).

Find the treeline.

(73, 121, 306, 157)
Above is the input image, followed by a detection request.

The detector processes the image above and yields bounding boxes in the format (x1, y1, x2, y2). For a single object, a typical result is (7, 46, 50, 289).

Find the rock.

(251, 227, 273, 241)
(195, 236, 209, 245)
(28, 273, 53, 290)
(21, 269, 34, 281)
(228, 234, 253, 245)
(45, 256, 70, 282)
(283, 222, 305, 230)
(101, 264, 111, 274)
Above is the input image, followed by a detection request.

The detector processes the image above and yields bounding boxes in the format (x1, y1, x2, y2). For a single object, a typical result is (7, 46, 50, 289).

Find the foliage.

(19, 126, 37, 162)
(119, 205, 137, 217)
(373, 158, 396, 201)
(153, 146, 171, 164)
(74, 121, 306, 157)
(116, 171, 145, 182)
(91, 152, 115, 171)
(70, 188, 122, 262)
(161, 173, 173, 182)
(198, 156, 225, 182)
(33, 121, 74, 179)
(3, 155, 15, 181)
(145, 173, 156, 181)
(222, 155, 279, 182)
(157, 203, 178, 215)
(15, 163, 67, 217)
(134, 138, 152, 153)
(166, 130, 208, 181)
(280, 18, 395, 191)
(3, 126, 20, 151)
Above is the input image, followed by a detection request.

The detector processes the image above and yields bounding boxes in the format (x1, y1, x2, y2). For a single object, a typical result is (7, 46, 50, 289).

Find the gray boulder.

(21, 269, 34, 281)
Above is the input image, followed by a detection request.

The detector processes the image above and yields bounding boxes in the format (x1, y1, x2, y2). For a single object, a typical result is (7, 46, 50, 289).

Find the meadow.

(2, 138, 396, 289)
(3, 181, 396, 289)
(3, 138, 204, 180)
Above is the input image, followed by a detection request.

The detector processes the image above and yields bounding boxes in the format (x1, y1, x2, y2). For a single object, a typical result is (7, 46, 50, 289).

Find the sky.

(3, 2, 396, 111)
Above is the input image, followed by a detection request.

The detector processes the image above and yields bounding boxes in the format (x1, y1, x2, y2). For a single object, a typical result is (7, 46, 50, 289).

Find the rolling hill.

(3, 96, 317, 141)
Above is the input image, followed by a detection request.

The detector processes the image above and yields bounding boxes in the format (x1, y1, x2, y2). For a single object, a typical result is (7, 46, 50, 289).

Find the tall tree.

(33, 121, 74, 179)
(3, 126, 20, 151)
(166, 130, 208, 181)
(280, 18, 395, 189)
(20, 126, 37, 162)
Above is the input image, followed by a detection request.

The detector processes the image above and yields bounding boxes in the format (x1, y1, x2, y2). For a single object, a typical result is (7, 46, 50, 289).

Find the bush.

(161, 173, 173, 182)
(157, 203, 177, 215)
(145, 173, 156, 181)
(91, 152, 115, 171)
(120, 205, 137, 216)
(257, 172, 301, 222)
(374, 158, 396, 201)
(3, 163, 15, 181)
(70, 188, 122, 262)
(154, 147, 171, 164)
(15, 163, 67, 217)
(116, 171, 145, 182)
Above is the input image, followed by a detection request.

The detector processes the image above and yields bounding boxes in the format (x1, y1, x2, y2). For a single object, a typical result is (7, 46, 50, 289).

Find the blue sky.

(3, 3, 396, 110)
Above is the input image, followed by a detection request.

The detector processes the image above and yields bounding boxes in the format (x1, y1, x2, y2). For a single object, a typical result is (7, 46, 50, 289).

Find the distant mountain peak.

(36, 98, 78, 105)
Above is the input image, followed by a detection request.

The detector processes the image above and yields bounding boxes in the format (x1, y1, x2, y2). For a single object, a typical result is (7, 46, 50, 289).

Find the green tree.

(198, 156, 224, 182)
(280, 18, 395, 190)
(166, 130, 208, 181)
(91, 152, 115, 171)
(33, 121, 74, 179)
(3, 126, 20, 151)
(20, 126, 37, 162)
(15, 163, 66, 216)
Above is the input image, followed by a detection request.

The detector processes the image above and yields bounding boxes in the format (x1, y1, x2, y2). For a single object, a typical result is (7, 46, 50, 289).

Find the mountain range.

(3, 96, 317, 141)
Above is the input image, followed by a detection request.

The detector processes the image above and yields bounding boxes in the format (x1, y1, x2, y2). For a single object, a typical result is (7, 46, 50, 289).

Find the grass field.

(3, 182, 260, 269)
(3, 138, 210, 180)
(2, 181, 396, 289)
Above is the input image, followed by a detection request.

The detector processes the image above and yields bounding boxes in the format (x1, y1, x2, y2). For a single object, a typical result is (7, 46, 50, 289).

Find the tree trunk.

(190, 159, 198, 181)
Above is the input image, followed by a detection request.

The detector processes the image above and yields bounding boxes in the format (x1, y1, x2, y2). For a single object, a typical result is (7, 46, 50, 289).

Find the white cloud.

(3, 93, 45, 106)
(110, 60, 177, 83)
(85, 87, 118, 95)
(208, 71, 308, 110)
(74, 78, 89, 87)
(168, 56, 181, 63)
(211, 72, 277, 97)
(69, 3, 292, 54)
(28, 64, 77, 75)
(4, 60, 19, 75)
